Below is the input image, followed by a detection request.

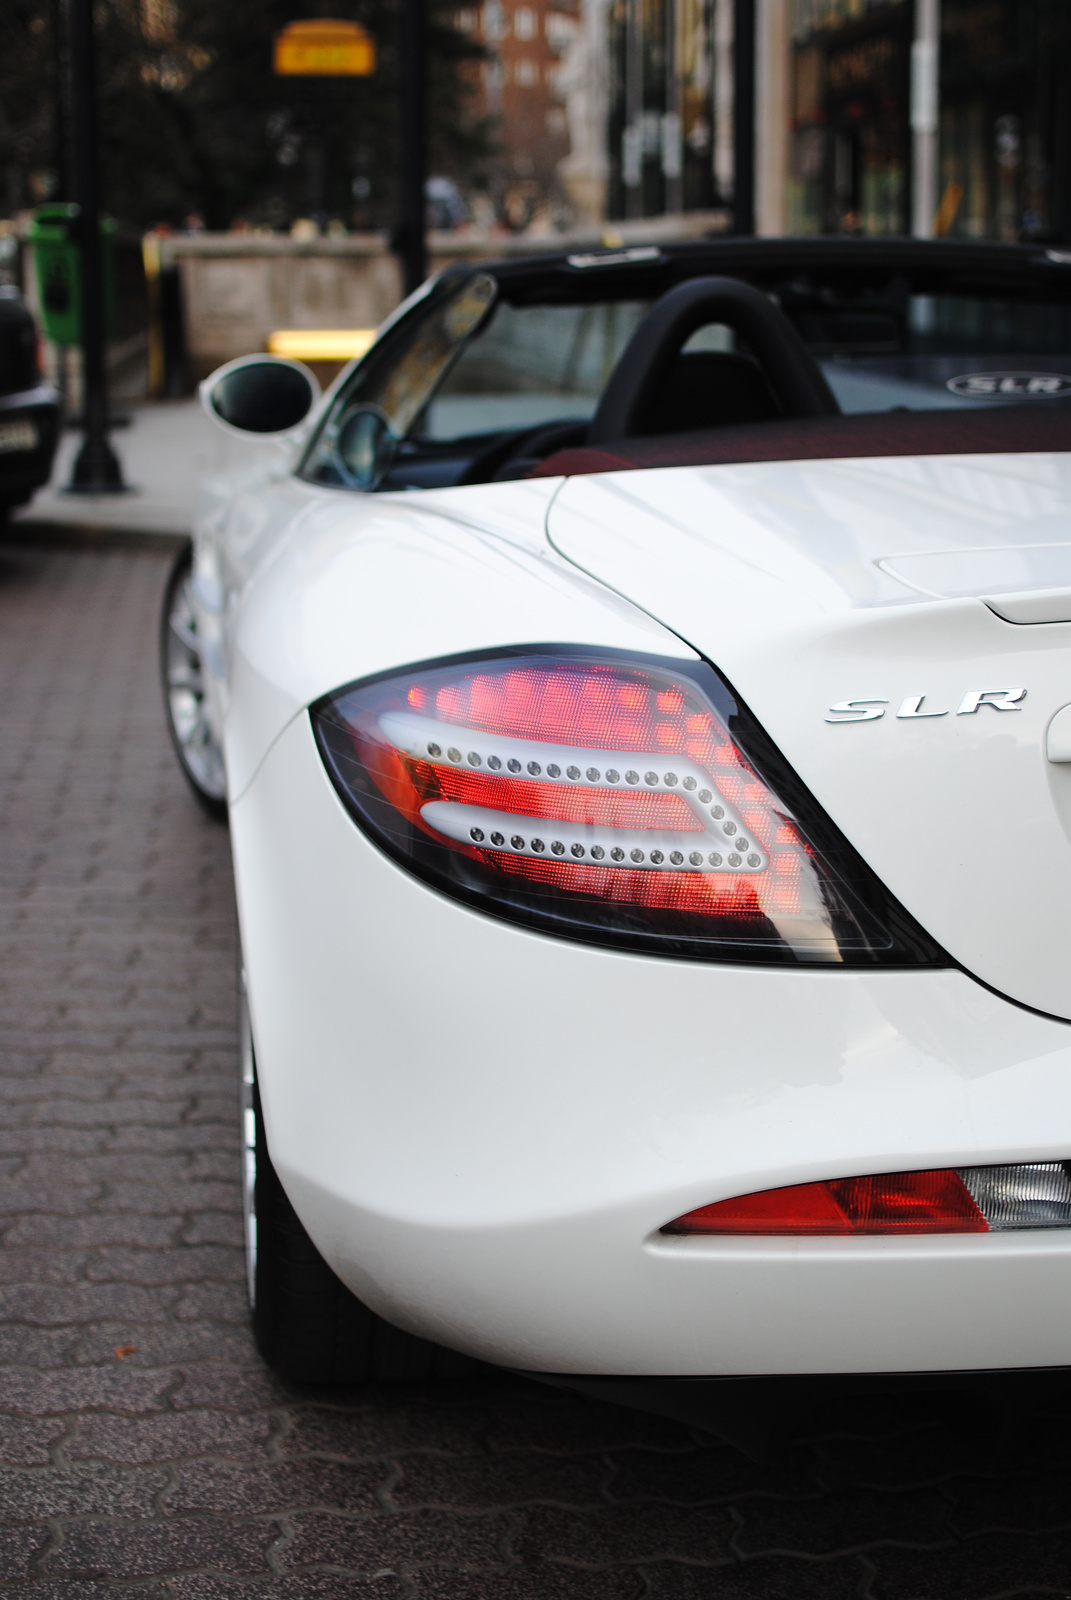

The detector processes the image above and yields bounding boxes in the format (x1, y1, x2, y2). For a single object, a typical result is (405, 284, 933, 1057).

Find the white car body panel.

(230, 710, 1071, 1374)
(548, 455, 1071, 1019)
(194, 440, 1071, 1377)
(213, 478, 683, 800)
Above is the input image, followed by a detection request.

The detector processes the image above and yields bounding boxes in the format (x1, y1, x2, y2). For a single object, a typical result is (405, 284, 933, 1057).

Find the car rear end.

(0, 287, 60, 516)
(221, 238, 1071, 1401)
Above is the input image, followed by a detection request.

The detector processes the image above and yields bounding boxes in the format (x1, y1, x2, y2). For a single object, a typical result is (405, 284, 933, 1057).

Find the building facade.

(787, 0, 1071, 241)
(603, 0, 726, 218)
(463, 0, 733, 225)
(464, 0, 1071, 239)
(458, 0, 580, 228)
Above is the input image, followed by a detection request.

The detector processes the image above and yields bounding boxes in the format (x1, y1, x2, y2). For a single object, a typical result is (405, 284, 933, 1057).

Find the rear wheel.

(239, 977, 474, 1384)
(160, 543, 227, 819)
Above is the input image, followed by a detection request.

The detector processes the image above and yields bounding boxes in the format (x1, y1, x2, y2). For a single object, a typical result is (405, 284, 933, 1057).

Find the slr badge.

(946, 371, 1071, 399)
(826, 689, 1026, 723)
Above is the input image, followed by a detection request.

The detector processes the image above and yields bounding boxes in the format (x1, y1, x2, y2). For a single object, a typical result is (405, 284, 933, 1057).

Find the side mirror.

(335, 404, 399, 490)
(200, 354, 321, 437)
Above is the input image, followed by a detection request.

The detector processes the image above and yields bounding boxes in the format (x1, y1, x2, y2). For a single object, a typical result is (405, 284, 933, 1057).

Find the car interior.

(298, 239, 1071, 494)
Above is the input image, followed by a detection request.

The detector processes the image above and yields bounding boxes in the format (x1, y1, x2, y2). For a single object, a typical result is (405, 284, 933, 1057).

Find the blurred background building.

(6, 0, 1068, 242)
(786, 0, 1071, 242)
(458, 0, 580, 229)
(465, 0, 1071, 239)
(7, 0, 1071, 403)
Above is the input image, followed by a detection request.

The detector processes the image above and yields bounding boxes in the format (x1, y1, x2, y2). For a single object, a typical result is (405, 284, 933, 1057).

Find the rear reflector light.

(312, 648, 945, 964)
(663, 1163, 1071, 1235)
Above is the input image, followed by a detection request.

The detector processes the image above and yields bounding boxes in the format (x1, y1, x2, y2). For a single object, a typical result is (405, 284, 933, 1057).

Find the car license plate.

(0, 419, 38, 454)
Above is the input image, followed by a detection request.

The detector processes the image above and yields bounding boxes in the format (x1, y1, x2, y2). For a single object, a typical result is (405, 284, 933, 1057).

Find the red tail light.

(664, 1162, 1071, 1234)
(665, 1171, 987, 1235)
(312, 648, 945, 964)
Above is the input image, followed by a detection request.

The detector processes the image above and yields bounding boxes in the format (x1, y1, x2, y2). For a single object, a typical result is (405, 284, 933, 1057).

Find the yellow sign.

(268, 329, 376, 361)
(274, 20, 375, 77)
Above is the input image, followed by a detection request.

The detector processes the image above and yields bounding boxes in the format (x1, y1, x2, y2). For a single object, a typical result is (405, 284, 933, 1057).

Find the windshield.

(301, 273, 498, 484)
(302, 287, 648, 490)
(423, 301, 648, 439)
(300, 262, 1071, 494)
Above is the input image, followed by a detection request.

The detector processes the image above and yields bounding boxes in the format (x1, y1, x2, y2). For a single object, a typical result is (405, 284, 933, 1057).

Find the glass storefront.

(789, 0, 913, 235)
(606, 0, 719, 218)
(788, 0, 1071, 241)
(939, 0, 1070, 242)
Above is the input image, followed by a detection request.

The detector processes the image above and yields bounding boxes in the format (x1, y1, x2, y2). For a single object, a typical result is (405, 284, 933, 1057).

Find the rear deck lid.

(548, 451, 1071, 1018)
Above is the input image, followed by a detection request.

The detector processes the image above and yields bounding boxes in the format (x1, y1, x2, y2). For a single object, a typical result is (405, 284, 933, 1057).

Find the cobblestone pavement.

(2, 542, 1071, 1599)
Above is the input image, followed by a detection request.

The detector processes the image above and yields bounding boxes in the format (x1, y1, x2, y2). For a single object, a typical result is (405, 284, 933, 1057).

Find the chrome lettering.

(826, 699, 887, 723)
(956, 688, 1027, 715)
(896, 695, 947, 719)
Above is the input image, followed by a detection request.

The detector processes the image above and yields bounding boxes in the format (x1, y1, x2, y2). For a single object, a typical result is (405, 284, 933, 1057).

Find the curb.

(1, 519, 188, 554)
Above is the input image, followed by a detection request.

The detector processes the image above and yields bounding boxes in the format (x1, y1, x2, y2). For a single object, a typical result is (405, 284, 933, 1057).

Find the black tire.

(160, 541, 228, 820)
(242, 990, 475, 1385)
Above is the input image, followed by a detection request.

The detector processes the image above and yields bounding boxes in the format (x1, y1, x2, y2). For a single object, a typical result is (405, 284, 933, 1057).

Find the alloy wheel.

(164, 560, 227, 804)
(239, 971, 257, 1308)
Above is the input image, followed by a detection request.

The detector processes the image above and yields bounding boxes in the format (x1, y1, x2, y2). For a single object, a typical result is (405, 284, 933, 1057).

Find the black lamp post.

(68, 0, 124, 492)
(51, 0, 73, 202)
(732, 0, 756, 236)
(398, 0, 427, 296)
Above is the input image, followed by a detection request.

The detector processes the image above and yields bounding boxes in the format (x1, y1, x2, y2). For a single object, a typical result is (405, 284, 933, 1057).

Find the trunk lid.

(548, 452, 1071, 1018)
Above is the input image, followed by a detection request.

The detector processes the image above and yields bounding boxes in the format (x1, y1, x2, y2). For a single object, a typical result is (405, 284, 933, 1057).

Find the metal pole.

(51, 0, 72, 416)
(51, 0, 72, 201)
(663, 0, 683, 217)
(732, 0, 755, 234)
(68, 0, 123, 491)
(911, 0, 939, 237)
(623, 0, 643, 219)
(398, 0, 427, 296)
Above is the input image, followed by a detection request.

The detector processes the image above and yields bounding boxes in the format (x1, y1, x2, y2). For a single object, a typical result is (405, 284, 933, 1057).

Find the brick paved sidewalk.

(1, 542, 1071, 1598)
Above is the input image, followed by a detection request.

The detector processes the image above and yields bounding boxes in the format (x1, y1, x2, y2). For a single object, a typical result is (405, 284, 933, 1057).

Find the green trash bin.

(27, 204, 116, 347)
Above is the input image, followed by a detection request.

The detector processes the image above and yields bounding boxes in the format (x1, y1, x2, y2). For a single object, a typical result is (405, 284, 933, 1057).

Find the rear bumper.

(230, 710, 1071, 1377)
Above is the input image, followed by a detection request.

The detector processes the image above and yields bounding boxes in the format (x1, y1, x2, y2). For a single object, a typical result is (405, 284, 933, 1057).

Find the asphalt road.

(1, 539, 1071, 1598)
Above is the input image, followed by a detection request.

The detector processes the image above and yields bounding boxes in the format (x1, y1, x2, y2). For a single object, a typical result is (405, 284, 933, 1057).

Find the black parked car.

(0, 286, 60, 519)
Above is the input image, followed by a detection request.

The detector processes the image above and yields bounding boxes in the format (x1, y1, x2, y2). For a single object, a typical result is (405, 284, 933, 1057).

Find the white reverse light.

(378, 710, 769, 873)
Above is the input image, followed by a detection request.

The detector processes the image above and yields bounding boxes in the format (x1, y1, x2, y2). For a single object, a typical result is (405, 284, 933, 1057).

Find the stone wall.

(160, 214, 726, 381)
(164, 236, 401, 380)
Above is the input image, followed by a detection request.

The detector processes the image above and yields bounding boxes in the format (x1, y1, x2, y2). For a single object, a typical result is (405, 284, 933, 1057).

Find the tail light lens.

(311, 648, 945, 964)
(664, 1163, 1071, 1235)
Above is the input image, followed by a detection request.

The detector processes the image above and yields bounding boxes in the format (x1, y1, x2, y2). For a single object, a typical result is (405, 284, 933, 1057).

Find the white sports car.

(163, 237, 1071, 1434)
